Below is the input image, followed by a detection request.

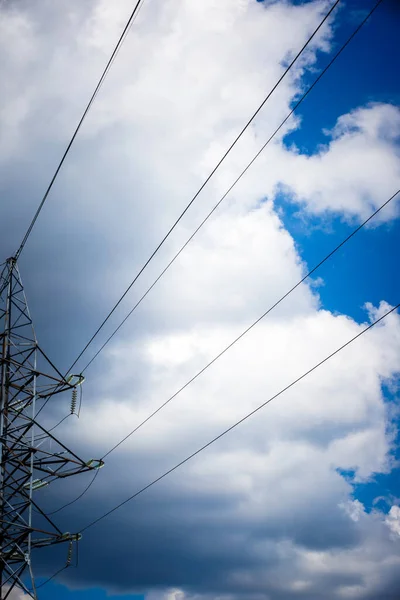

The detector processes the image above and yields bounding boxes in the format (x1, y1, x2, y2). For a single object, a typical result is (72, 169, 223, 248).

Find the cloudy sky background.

(1, 0, 400, 598)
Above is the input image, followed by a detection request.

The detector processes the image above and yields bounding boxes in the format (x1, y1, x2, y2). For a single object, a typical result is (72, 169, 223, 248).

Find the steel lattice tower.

(0, 258, 103, 599)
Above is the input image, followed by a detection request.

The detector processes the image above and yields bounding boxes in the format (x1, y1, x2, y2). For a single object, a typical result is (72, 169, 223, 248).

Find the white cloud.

(276, 103, 400, 221)
(1, 587, 29, 600)
(386, 506, 400, 537)
(141, 201, 318, 328)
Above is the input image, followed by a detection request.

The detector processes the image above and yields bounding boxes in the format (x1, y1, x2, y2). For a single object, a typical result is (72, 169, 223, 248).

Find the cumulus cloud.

(276, 103, 400, 221)
(386, 506, 400, 537)
(0, 1, 399, 599)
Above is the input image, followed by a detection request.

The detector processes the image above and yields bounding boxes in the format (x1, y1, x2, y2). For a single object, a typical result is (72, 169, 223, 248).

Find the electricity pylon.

(0, 257, 103, 599)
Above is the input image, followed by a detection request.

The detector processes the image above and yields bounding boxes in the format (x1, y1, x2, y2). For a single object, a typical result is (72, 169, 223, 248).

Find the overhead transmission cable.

(36, 385, 83, 439)
(80, 0, 383, 375)
(38, 383, 98, 515)
(14, 0, 146, 261)
(31, 566, 69, 591)
(66, 0, 342, 374)
(30, 541, 79, 591)
(45, 470, 100, 516)
(81, 301, 400, 533)
(99, 187, 400, 460)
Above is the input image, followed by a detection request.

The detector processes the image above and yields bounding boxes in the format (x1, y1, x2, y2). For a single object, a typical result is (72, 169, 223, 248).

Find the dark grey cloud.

(30, 483, 399, 599)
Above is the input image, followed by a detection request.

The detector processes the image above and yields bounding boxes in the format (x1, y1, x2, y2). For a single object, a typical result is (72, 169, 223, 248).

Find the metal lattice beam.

(0, 258, 103, 599)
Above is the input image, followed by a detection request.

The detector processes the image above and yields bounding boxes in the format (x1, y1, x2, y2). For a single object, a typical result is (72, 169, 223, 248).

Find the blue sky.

(1, 0, 400, 598)
(280, 0, 400, 519)
(280, 0, 400, 320)
(38, 584, 143, 600)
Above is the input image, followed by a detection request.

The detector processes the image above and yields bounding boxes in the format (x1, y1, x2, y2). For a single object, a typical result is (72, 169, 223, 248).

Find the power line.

(14, 0, 146, 261)
(80, 0, 384, 374)
(45, 470, 100, 516)
(30, 541, 80, 592)
(66, 0, 342, 374)
(36, 383, 83, 436)
(33, 395, 99, 518)
(31, 566, 69, 591)
(81, 301, 400, 533)
(100, 188, 399, 460)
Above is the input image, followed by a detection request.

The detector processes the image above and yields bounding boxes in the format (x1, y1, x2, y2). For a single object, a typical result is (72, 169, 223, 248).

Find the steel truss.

(0, 258, 103, 599)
